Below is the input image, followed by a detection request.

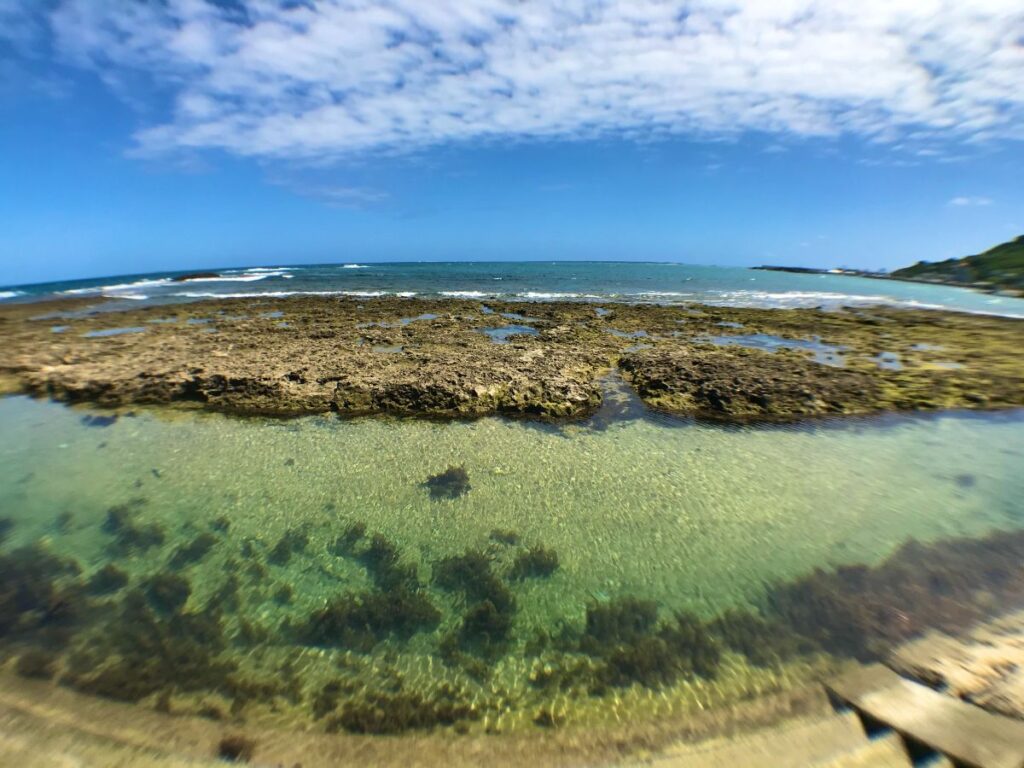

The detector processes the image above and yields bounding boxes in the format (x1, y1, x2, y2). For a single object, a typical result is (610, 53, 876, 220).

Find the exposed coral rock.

(2, 295, 1019, 422)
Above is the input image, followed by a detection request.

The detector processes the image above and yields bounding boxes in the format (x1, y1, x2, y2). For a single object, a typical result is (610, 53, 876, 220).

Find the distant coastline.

(752, 265, 1018, 295)
(756, 234, 1024, 298)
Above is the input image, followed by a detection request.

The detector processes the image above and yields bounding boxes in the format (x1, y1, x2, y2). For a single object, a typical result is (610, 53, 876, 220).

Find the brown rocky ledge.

(0, 295, 1021, 422)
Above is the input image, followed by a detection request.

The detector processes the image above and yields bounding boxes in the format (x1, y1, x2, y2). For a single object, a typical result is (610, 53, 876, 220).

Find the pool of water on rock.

(1, 395, 1023, 737)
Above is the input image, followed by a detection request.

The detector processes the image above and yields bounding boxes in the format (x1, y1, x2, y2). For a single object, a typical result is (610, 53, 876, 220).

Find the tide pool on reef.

(1, 394, 1023, 733)
(2, 395, 1022, 620)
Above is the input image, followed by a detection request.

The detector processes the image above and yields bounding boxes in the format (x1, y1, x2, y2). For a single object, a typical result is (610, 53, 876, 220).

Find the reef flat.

(0, 295, 1020, 422)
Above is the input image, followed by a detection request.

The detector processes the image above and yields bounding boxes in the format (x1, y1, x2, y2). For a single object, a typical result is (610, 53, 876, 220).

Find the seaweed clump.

(434, 549, 516, 660)
(326, 683, 479, 734)
(88, 564, 129, 595)
(15, 649, 57, 679)
(143, 573, 191, 615)
(295, 588, 440, 652)
(64, 586, 236, 703)
(0, 544, 83, 645)
(297, 530, 439, 650)
(330, 521, 366, 556)
(81, 413, 118, 428)
(577, 597, 719, 689)
(268, 527, 309, 566)
(0, 517, 14, 544)
(489, 529, 520, 546)
(102, 500, 165, 555)
(358, 533, 419, 590)
(510, 545, 560, 580)
(422, 465, 471, 500)
(707, 609, 809, 667)
(764, 529, 1024, 660)
(168, 532, 218, 568)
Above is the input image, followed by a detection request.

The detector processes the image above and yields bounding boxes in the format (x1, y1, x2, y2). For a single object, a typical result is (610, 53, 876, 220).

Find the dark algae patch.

(87, 564, 129, 595)
(267, 527, 309, 566)
(763, 531, 1024, 660)
(168, 532, 218, 568)
(296, 527, 440, 651)
(4, 504, 1024, 736)
(0, 517, 13, 545)
(433, 548, 517, 661)
(510, 545, 560, 579)
(80, 413, 118, 428)
(0, 544, 82, 645)
(326, 684, 480, 734)
(296, 588, 441, 652)
(143, 572, 191, 615)
(102, 499, 166, 555)
(423, 465, 471, 500)
(216, 734, 256, 763)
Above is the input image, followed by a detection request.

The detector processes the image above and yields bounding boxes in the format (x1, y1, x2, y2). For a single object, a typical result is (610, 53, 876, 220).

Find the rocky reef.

(0, 295, 1020, 422)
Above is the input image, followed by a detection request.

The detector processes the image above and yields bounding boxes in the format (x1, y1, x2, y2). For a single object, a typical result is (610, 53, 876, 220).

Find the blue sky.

(1, 1, 1023, 287)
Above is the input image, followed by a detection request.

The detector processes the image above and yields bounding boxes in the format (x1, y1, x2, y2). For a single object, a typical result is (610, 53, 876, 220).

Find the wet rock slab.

(889, 611, 1024, 721)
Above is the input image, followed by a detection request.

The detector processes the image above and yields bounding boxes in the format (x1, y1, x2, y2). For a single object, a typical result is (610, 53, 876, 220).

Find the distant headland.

(757, 235, 1024, 297)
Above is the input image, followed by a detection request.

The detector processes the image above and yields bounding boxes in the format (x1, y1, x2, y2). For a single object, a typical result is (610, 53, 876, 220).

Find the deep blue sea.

(3, 261, 1023, 317)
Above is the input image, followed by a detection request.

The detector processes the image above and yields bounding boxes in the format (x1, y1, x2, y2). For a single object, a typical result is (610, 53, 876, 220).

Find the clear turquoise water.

(1, 393, 1023, 733)
(3, 261, 1023, 317)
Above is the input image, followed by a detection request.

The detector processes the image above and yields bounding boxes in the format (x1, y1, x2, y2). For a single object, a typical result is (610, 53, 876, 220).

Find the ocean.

(3, 260, 1024, 317)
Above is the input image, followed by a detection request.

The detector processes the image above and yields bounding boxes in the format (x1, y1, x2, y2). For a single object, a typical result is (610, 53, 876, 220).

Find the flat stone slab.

(628, 711, 886, 768)
(827, 664, 1024, 768)
(889, 610, 1024, 720)
(818, 733, 913, 768)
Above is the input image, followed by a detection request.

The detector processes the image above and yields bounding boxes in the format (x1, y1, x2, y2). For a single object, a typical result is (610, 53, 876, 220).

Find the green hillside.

(893, 235, 1024, 293)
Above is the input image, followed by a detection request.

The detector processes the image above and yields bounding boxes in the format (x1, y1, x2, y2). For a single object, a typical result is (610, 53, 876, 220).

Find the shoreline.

(754, 265, 1024, 298)
(1, 294, 1022, 423)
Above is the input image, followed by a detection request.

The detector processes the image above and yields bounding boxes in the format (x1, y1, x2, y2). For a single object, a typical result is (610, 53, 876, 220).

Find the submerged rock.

(80, 413, 118, 428)
(172, 272, 221, 282)
(216, 734, 256, 763)
(423, 465, 471, 500)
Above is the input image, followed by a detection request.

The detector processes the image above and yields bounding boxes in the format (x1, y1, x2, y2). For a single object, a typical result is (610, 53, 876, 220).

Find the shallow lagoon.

(1, 394, 1022, 738)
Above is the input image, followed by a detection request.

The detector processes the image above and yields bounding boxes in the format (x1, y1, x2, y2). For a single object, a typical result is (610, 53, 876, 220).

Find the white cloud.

(948, 195, 994, 206)
(35, 0, 1024, 160)
(271, 179, 390, 209)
